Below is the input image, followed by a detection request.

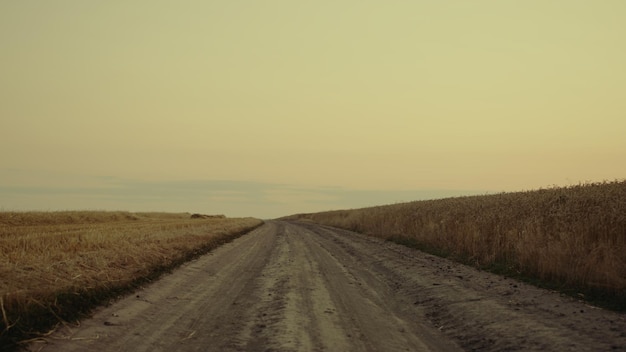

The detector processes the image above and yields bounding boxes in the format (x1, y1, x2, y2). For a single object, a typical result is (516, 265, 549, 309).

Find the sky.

(1, 1, 625, 218)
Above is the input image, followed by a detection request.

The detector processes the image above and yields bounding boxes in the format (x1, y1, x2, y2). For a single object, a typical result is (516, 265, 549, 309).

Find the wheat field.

(0, 211, 263, 346)
(288, 180, 626, 309)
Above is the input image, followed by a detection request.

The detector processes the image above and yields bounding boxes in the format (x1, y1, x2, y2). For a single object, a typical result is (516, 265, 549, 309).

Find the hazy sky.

(1, 1, 625, 218)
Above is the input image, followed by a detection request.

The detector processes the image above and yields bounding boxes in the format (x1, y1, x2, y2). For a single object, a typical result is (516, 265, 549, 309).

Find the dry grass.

(288, 180, 626, 309)
(0, 211, 263, 347)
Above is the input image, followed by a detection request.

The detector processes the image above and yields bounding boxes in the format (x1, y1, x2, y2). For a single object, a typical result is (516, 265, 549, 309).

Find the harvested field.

(0, 211, 263, 348)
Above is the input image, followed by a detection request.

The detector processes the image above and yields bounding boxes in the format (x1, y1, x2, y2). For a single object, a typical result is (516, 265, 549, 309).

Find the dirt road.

(28, 221, 626, 351)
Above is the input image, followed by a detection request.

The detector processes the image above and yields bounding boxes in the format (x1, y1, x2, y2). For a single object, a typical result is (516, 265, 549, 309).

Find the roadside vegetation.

(286, 180, 626, 310)
(0, 211, 263, 348)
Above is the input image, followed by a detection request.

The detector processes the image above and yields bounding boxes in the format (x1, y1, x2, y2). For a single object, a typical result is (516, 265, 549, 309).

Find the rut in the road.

(237, 222, 457, 352)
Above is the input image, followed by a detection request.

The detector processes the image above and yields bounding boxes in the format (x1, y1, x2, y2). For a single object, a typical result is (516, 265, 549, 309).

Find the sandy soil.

(26, 221, 626, 351)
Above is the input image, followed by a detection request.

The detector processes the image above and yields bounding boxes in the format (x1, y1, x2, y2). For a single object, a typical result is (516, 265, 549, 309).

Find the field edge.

(0, 220, 264, 351)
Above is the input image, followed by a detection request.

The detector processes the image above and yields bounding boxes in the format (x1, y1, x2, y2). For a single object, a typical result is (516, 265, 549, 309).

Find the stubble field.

(0, 211, 263, 348)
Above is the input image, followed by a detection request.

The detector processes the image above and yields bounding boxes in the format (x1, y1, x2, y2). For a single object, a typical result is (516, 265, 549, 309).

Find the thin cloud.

(0, 172, 483, 218)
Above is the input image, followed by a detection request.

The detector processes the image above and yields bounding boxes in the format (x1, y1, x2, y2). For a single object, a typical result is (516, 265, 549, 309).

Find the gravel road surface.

(28, 221, 626, 351)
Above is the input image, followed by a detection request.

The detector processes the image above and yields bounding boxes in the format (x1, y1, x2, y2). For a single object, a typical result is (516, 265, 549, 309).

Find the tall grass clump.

(292, 181, 626, 309)
(0, 211, 263, 348)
